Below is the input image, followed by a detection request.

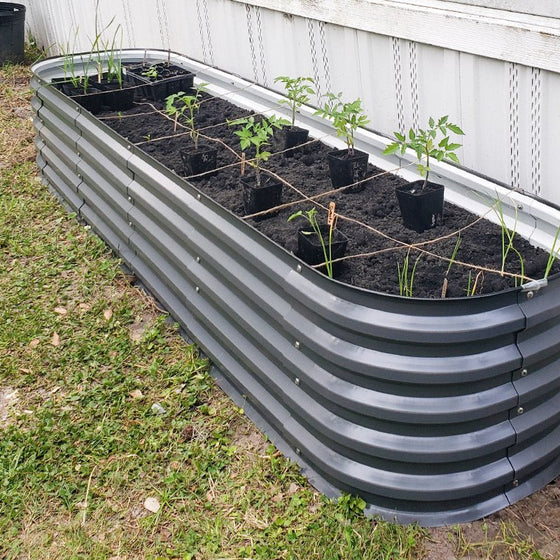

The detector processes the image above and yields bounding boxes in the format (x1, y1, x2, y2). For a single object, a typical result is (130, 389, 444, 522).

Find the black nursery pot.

(327, 148, 369, 192)
(91, 75, 137, 111)
(126, 63, 194, 101)
(241, 174, 283, 216)
(297, 224, 348, 275)
(282, 126, 309, 156)
(395, 180, 445, 233)
(57, 83, 104, 114)
(180, 144, 217, 177)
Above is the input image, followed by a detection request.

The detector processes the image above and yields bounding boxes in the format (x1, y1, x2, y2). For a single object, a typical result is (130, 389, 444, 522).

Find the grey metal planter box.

(30, 51, 560, 527)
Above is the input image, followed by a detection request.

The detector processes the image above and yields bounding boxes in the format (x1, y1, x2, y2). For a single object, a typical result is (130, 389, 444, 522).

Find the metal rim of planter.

(30, 49, 560, 526)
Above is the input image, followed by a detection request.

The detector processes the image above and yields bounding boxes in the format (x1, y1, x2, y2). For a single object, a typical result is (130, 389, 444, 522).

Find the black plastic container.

(0, 3, 25, 65)
(396, 180, 445, 233)
(126, 63, 194, 101)
(241, 174, 282, 216)
(327, 148, 369, 192)
(297, 224, 348, 274)
(180, 145, 217, 177)
(282, 126, 309, 157)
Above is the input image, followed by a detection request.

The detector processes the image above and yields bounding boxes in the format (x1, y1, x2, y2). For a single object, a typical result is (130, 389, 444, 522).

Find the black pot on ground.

(126, 63, 194, 101)
(241, 173, 283, 216)
(327, 148, 369, 192)
(297, 224, 348, 276)
(0, 3, 25, 65)
(395, 180, 445, 233)
(180, 144, 217, 177)
(281, 126, 309, 157)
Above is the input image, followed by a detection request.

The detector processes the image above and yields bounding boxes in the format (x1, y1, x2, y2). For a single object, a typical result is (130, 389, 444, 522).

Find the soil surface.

(99, 92, 559, 298)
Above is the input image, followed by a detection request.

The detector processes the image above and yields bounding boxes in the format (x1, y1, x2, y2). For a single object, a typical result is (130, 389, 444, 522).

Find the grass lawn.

(0, 49, 553, 559)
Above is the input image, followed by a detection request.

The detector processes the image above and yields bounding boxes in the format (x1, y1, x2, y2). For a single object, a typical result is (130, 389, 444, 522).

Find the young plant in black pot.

(228, 115, 288, 215)
(288, 203, 348, 278)
(384, 115, 464, 233)
(314, 92, 370, 192)
(274, 75, 315, 156)
(165, 84, 217, 177)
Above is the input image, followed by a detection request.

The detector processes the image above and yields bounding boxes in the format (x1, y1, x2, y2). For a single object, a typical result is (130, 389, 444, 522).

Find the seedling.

(288, 205, 338, 278)
(274, 75, 315, 127)
(314, 92, 369, 155)
(493, 197, 525, 285)
(545, 225, 560, 278)
(228, 115, 288, 186)
(165, 84, 208, 148)
(397, 250, 421, 297)
(142, 65, 159, 80)
(384, 116, 464, 189)
(441, 233, 461, 298)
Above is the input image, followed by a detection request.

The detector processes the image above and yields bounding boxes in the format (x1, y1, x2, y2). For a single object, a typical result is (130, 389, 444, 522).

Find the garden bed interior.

(31, 50, 560, 527)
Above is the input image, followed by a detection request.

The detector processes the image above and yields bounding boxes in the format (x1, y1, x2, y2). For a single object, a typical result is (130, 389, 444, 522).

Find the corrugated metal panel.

(30, 53, 560, 527)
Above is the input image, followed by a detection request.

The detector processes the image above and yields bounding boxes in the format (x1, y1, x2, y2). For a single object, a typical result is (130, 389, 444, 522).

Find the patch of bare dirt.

(0, 386, 19, 427)
(424, 478, 560, 559)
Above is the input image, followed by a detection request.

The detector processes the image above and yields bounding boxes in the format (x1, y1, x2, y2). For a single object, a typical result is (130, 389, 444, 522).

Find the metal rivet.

(294, 377, 300, 386)
(195, 286, 200, 293)
(513, 479, 519, 487)
(127, 196, 132, 202)
(196, 256, 200, 263)
(521, 368, 528, 377)
(127, 145, 131, 150)
(517, 407, 524, 414)
(526, 291, 534, 300)
(295, 447, 301, 455)
(296, 264, 302, 273)
(197, 194, 201, 200)
(294, 341, 300, 349)
(75, 106, 80, 112)
(128, 221, 133, 227)
(77, 152, 80, 157)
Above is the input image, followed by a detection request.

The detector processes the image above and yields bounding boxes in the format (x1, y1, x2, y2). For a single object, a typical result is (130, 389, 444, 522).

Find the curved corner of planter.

(30, 51, 560, 527)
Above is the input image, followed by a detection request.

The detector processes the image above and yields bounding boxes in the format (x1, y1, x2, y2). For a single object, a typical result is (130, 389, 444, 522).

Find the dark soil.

(99, 92, 559, 298)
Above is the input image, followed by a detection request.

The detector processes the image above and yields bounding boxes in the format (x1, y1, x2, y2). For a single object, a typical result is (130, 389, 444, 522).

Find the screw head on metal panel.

(517, 407, 524, 414)
(296, 264, 302, 272)
(521, 368, 528, 377)
(195, 286, 200, 293)
(294, 341, 300, 349)
(127, 145, 131, 150)
(75, 106, 80, 112)
(294, 377, 300, 386)
(197, 194, 201, 200)
(196, 256, 200, 263)
(77, 152, 80, 157)
(128, 221, 133, 227)
(77, 173, 81, 179)
(526, 291, 534, 300)
(295, 447, 301, 455)
(512, 479, 519, 487)
(128, 196, 132, 202)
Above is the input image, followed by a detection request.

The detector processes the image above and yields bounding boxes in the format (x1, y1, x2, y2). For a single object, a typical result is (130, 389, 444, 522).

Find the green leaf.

(447, 152, 460, 164)
(383, 143, 400, 155)
(447, 123, 464, 135)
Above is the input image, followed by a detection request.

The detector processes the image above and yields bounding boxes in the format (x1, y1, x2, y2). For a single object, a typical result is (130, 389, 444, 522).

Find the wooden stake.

(241, 152, 246, 176)
(328, 201, 337, 229)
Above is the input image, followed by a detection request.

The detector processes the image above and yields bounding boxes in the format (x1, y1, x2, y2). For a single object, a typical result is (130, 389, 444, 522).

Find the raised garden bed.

(31, 49, 560, 526)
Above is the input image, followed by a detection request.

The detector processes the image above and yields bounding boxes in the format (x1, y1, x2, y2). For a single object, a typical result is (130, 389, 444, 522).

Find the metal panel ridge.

(30, 52, 560, 526)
